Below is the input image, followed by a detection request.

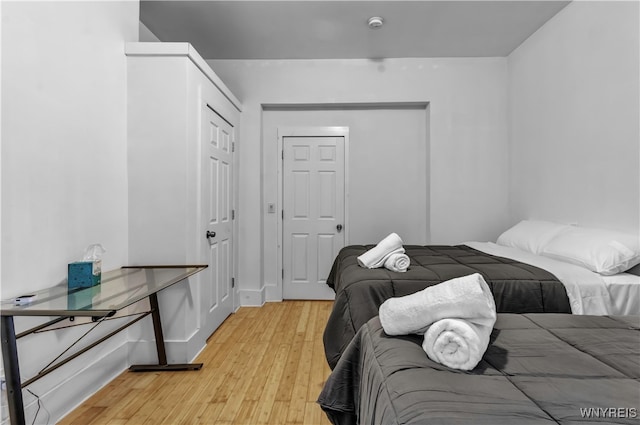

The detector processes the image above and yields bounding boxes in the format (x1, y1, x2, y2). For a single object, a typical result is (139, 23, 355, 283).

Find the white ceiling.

(140, 1, 571, 60)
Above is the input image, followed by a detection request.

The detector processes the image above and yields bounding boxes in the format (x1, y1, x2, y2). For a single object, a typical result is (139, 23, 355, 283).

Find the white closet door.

(202, 106, 234, 336)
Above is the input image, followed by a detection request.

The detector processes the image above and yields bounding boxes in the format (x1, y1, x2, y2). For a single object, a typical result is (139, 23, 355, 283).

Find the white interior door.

(283, 136, 345, 299)
(201, 105, 234, 337)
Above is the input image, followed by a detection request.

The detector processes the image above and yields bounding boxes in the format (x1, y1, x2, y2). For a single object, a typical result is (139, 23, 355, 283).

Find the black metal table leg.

(1, 316, 26, 425)
(149, 292, 167, 366)
(129, 293, 202, 372)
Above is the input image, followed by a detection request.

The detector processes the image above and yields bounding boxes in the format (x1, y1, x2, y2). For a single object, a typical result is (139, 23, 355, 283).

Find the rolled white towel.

(422, 317, 493, 370)
(384, 252, 410, 272)
(379, 273, 496, 336)
(357, 233, 405, 269)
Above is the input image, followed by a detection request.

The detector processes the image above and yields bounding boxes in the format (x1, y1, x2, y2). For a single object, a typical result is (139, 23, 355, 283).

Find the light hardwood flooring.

(59, 301, 334, 425)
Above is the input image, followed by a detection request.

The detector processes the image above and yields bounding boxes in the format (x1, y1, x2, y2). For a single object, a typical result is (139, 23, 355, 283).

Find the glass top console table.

(0, 265, 207, 425)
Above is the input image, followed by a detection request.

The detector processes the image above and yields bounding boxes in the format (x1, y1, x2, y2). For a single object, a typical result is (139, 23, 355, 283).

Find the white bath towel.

(378, 273, 496, 336)
(357, 233, 405, 269)
(422, 317, 493, 370)
(384, 252, 410, 272)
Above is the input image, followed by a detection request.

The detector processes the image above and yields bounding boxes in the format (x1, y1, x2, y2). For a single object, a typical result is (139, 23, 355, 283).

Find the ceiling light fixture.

(367, 16, 384, 29)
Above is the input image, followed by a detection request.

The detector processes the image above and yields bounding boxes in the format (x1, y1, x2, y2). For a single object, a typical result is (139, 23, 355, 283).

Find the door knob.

(206, 230, 216, 239)
(336, 224, 343, 233)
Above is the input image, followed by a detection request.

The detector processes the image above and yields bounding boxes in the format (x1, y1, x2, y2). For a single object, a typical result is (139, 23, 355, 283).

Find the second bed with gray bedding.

(319, 313, 640, 425)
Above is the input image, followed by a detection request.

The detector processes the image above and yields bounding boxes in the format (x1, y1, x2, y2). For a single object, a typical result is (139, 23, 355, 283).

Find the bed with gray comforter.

(324, 245, 572, 369)
(318, 313, 640, 425)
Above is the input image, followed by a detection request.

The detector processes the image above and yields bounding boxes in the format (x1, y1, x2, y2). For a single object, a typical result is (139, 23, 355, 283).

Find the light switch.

(267, 203, 275, 214)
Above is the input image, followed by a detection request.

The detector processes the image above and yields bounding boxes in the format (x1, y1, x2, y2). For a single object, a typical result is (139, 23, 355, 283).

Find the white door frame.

(277, 126, 350, 299)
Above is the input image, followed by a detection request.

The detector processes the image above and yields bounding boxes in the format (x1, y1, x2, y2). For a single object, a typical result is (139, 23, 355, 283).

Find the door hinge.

(282, 269, 284, 279)
(231, 277, 235, 288)
(282, 150, 284, 160)
(232, 142, 235, 153)
(232, 209, 235, 220)
(281, 210, 284, 219)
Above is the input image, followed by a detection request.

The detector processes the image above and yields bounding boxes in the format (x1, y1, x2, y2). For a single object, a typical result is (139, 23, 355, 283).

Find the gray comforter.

(324, 245, 571, 369)
(318, 313, 640, 425)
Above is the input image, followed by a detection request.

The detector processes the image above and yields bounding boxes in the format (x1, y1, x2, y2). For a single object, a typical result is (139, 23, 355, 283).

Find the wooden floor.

(59, 301, 334, 425)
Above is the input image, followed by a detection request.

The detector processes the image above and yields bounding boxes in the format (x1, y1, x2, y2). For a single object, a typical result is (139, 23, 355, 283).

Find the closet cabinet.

(126, 42, 241, 363)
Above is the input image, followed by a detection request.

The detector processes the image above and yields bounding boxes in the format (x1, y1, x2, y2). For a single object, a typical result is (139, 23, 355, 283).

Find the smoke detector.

(367, 16, 384, 29)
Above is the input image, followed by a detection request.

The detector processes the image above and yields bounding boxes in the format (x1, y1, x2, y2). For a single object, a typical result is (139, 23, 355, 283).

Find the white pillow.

(541, 226, 640, 275)
(496, 220, 570, 255)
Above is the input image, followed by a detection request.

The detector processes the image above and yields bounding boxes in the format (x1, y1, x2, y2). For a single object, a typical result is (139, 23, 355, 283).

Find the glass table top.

(0, 265, 207, 317)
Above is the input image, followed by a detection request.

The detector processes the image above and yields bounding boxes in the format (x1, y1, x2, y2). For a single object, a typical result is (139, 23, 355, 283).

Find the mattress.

(323, 244, 571, 369)
(318, 314, 640, 425)
(467, 241, 640, 316)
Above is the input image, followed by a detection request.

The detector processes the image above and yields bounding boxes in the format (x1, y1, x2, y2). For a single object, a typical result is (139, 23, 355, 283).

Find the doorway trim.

(277, 126, 350, 300)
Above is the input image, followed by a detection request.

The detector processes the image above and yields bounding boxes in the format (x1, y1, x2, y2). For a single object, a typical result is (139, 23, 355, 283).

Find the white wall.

(2, 1, 136, 296)
(1, 1, 138, 423)
(139, 21, 160, 42)
(508, 1, 640, 234)
(208, 58, 510, 304)
(264, 106, 429, 243)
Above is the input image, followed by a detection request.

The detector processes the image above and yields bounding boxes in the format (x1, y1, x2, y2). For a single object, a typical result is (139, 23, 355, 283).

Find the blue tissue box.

(67, 285, 101, 309)
(68, 261, 101, 289)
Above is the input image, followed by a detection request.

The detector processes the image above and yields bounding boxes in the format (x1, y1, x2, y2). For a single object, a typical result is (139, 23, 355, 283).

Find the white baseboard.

(126, 335, 205, 365)
(238, 287, 266, 306)
(265, 283, 283, 302)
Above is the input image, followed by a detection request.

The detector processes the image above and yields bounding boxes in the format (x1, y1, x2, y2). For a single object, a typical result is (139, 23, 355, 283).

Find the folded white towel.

(378, 273, 496, 336)
(357, 233, 405, 269)
(379, 273, 496, 370)
(422, 317, 493, 370)
(384, 252, 410, 272)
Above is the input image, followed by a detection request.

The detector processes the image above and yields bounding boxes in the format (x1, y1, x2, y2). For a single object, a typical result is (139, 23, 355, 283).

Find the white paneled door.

(283, 135, 345, 299)
(202, 106, 234, 337)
